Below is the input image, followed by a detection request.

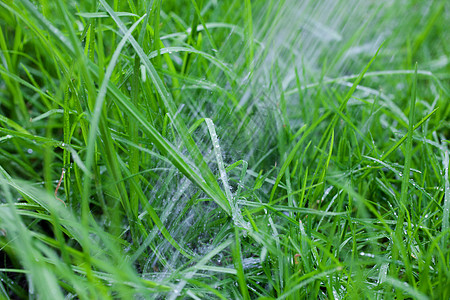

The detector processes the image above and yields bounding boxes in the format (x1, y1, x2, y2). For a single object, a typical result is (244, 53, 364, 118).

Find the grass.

(0, 0, 449, 299)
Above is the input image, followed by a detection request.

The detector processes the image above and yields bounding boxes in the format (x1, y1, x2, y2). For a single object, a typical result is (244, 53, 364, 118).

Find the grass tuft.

(0, 0, 449, 298)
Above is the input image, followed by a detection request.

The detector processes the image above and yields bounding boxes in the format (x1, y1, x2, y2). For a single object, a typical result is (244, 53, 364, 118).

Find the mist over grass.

(0, 0, 449, 299)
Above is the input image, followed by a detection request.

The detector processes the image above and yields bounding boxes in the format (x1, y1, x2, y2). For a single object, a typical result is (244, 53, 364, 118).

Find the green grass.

(0, 0, 449, 299)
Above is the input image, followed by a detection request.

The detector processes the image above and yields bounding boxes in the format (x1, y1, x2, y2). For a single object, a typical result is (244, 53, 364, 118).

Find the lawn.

(0, 0, 449, 299)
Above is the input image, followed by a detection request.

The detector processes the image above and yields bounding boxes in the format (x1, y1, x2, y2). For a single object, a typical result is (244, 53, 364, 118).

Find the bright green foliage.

(0, 0, 449, 299)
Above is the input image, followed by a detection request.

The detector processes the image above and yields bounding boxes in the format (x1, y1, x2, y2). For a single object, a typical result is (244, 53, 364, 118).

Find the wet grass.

(0, 0, 449, 299)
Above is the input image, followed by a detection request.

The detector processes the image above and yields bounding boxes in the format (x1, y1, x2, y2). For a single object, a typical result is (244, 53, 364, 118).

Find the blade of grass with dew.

(205, 118, 248, 229)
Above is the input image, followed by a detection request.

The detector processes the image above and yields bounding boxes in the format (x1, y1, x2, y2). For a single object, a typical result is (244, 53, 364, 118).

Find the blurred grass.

(0, 0, 449, 299)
